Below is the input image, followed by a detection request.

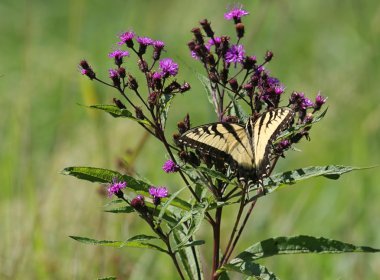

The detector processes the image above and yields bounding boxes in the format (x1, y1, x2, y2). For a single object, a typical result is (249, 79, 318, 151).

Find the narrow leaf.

(62, 166, 191, 211)
(160, 93, 175, 129)
(61, 167, 120, 183)
(173, 230, 204, 280)
(260, 165, 372, 195)
(104, 205, 134, 214)
(221, 262, 279, 280)
(89, 104, 150, 125)
(157, 187, 186, 224)
(197, 73, 218, 115)
(70, 235, 167, 253)
(229, 235, 380, 263)
(226, 91, 249, 123)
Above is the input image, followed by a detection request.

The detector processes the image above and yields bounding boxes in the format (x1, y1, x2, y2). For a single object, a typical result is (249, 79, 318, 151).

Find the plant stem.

(222, 195, 259, 265)
(220, 192, 245, 265)
(211, 206, 222, 280)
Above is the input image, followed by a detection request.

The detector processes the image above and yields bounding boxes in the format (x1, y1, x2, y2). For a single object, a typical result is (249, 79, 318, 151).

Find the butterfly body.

(178, 107, 294, 183)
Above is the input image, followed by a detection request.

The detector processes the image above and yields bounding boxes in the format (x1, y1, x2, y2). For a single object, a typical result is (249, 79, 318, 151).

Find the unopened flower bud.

(191, 27, 204, 45)
(131, 195, 146, 212)
(264, 50, 274, 62)
(113, 98, 126, 109)
(135, 107, 144, 120)
(128, 75, 138, 90)
(148, 91, 159, 106)
(117, 67, 126, 78)
(235, 23, 245, 38)
(138, 59, 149, 73)
(229, 78, 239, 91)
(200, 19, 214, 38)
(179, 82, 191, 93)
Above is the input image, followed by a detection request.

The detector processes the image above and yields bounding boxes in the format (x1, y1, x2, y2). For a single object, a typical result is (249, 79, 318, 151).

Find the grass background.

(1, 0, 380, 279)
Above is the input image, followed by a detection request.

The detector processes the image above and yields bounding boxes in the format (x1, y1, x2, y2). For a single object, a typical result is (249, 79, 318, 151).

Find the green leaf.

(261, 165, 372, 195)
(61, 166, 120, 183)
(70, 235, 167, 253)
(61, 166, 191, 211)
(226, 91, 249, 123)
(221, 262, 279, 280)
(104, 205, 134, 214)
(229, 235, 380, 263)
(89, 104, 150, 125)
(197, 73, 218, 115)
(98, 277, 117, 280)
(173, 230, 204, 280)
(160, 93, 175, 129)
(173, 202, 208, 252)
(157, 187, 186, 224)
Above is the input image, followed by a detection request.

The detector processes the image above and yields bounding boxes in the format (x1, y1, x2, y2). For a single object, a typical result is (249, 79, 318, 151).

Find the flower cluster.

(184, 4, 327, 166)
(79, 30, 190, 124)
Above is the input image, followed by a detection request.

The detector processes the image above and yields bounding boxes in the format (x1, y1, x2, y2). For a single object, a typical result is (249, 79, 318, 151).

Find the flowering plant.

(63, 5, 379, 280)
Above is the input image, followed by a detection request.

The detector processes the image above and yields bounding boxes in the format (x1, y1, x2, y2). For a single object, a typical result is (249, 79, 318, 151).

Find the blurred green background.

(1, 0, 380, 279)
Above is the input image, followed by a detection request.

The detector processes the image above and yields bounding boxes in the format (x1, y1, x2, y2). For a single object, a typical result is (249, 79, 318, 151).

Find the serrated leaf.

(221, 262, 279, 280)
(173, 202, 208, 251)
(157, 187, 185, 224)
(61, 167, 120, 183)
(197, 73, 218, 115)
(261, 165, 372, 195)
(70, 235, 167, 253)
(226, 91, 249, 123)
(229, 235, 380, 263)
(173, 230, 204, 280)
(89, 104, 150, 125)
(61, 166, 191, 211)
(104, 205, 134, 214)
(160, 93, 175, 129)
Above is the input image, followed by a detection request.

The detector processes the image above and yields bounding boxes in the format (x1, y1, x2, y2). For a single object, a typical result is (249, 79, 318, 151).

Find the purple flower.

(149, 186, 168, 206)
(159, 58, 179, 77)
(314, 92, 327, 110)
(118, 31, 135, 45)
(108, 50, 130, 59)
(162, 159, 179, 173)
(108, 50, 130, 66)
(107, 178, 127, 197)
(152, 72, 163, 80)
(109, 69, 118, 79)
(137, 36, 154, 46)
(225, 44, 245, 64)
(153, 40, 165, 50)
(280, 139, 291, 149)
(149, 186, 169, 198)
(224, 4, 249, 21)
(206, 37, 221, 51)
(301, 97, 314, 110)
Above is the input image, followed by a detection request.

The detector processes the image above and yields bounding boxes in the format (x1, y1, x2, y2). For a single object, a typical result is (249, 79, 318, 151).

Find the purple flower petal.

(108, 50, 130, 59)
(224, 5, 249, 21)
(149, 186, 169, 198)
(107, 179, 127, 197)
(225, 44, 245, 64)
(118, 31, 135, 45)
(162, 159, 179, 173)
(137, 36, 154, 46)
(159, 58, 179, 77)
